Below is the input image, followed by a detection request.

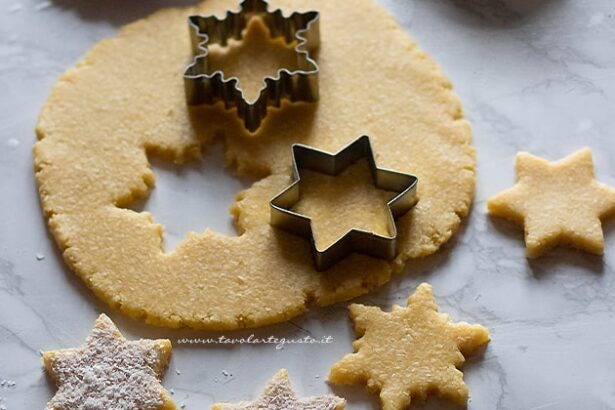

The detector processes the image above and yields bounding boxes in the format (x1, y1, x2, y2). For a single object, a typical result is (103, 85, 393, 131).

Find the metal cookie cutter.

(270, 135, 419, 271)
(184, 0, 320, 133)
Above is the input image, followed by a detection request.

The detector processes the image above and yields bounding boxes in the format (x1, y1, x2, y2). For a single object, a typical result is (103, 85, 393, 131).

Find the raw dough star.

(43, 314, 175, 410)
(487, 148, 615, 258)
(212, 369, 345, 410)
(328, 283, 489, 410)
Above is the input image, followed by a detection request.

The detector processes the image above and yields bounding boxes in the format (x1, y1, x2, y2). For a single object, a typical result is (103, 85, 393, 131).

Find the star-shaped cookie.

(488, 148, 615, 258)
(212, 369, 345, 410)
(328, 283, 489, 410)
(43, 314, 175, 410)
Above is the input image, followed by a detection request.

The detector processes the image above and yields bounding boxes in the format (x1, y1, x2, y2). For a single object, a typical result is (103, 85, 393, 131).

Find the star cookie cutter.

(184, 0, 320, 133)
(270, 135, 419, 271)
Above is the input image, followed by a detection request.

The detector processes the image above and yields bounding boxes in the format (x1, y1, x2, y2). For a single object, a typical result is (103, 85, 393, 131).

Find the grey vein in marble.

(1, 0, 615, 409)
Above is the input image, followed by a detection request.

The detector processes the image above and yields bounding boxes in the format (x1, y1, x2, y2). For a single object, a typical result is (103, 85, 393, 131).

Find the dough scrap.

(34, 0, 475, 329)
(212, 369, 345, 410)
(43, 314, 175, 410)
(328, 283, 489, 410)
(487, 148, 615, 258)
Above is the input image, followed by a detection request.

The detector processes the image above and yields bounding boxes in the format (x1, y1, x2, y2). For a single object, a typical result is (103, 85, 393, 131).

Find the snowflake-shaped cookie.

(488, 148, 615, 258)
(213, 369, 345, 410)
(43, 314, 175, 410)
(328, 283, 489, 410)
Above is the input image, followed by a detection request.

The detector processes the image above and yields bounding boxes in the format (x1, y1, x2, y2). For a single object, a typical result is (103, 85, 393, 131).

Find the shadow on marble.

(603, 216, 615, 240)
(487, 214, 606, 276)
(527, 248, 605, 277)
(486, 214, 523, 244)
(415, 397, 466, 410)
(442, 0, 563, 27)
(517, 212, 608, 276)
(361, 206, 472, 307)
(330, 383, 470, 410)
(51, 0, 201, 26)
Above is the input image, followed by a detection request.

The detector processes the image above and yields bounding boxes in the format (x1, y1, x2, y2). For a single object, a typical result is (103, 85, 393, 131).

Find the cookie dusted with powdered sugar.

(43, 314, 175, 410)
(212, 369, 345, 410)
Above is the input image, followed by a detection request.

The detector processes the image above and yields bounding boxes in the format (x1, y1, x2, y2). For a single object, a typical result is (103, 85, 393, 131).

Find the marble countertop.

(1, 0, 615, 409)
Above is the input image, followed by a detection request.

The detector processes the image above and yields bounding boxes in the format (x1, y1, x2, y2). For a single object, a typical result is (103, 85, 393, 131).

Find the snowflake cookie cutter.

(184, 0, 320, 133)
(270, 135, 419, 271)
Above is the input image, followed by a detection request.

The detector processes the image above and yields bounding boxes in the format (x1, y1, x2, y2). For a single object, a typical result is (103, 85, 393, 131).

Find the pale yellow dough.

(328, 284, 490, 410)
(487, 148, 615, 258)
(292, 160, 394, 251)
(34, 0, 475, 329)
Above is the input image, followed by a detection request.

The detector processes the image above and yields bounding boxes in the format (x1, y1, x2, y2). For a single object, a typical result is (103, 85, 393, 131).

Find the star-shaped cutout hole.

(43, 314, 175, 410)
(213, 369, 345, 410)
(488, 148, 615, 258)
(328, 283, 489, 410)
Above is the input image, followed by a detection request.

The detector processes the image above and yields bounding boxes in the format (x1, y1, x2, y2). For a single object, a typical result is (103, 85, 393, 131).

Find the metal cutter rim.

(184, 0, 320, 133)
(270, 135, 419, 271)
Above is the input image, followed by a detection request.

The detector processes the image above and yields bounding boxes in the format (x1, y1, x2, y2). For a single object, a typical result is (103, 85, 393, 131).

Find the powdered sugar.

(45, 315, 171, 410)
(216, 369, 344, 410)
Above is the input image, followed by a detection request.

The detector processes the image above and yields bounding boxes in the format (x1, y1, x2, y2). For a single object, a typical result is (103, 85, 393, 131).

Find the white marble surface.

(1, 0, 615, 409)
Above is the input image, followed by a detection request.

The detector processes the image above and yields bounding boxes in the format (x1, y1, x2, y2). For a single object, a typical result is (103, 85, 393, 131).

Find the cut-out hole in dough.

(125, 17, 305, 253)
(131, 144, 255, 251)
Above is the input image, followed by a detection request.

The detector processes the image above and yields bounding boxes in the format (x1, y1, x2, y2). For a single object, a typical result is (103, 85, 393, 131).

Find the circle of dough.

(34, 0, 475, 330)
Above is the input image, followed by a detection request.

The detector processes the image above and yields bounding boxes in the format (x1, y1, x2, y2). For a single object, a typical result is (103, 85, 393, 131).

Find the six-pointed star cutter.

(184, 0, 320, 132)
(270, 135, 419, 271)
